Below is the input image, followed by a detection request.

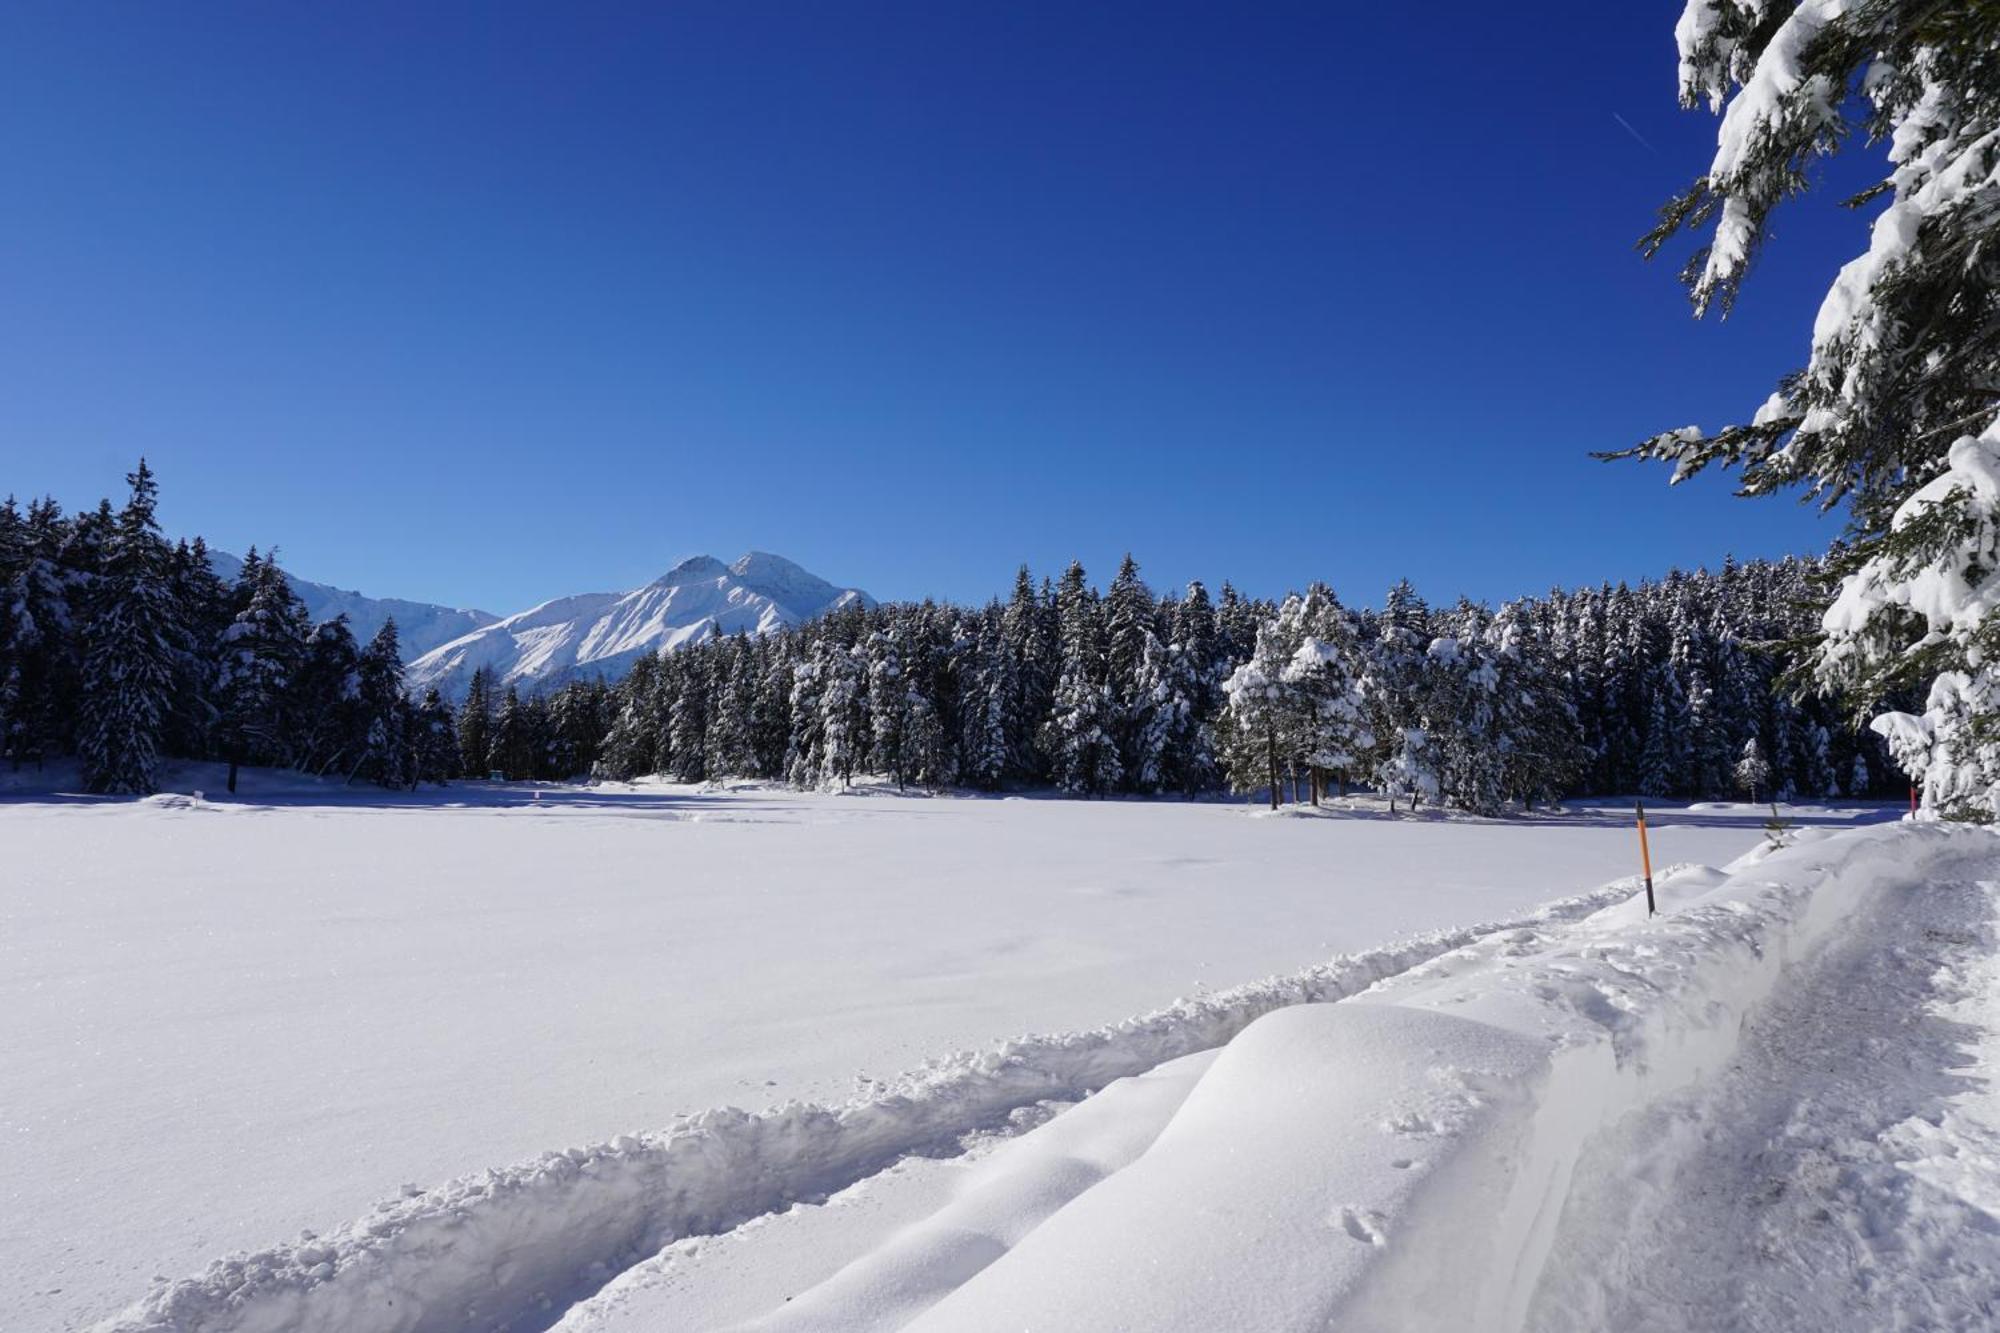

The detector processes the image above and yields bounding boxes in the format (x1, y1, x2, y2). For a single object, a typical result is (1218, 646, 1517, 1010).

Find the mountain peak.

(407, 551, 871, 697)
(660, 554, 729, 582)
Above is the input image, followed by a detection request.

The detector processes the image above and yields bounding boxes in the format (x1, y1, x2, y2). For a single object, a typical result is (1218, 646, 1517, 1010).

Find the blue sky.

(0, 3, 1881, 613)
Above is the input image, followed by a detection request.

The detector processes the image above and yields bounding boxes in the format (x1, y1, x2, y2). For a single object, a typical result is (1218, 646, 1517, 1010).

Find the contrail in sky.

(1613, 112, 1658, 154)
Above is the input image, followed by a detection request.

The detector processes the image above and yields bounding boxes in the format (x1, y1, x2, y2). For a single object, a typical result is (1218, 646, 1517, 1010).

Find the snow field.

(88, 872, 1653, 1333)
(0, 772, 1879, 1330)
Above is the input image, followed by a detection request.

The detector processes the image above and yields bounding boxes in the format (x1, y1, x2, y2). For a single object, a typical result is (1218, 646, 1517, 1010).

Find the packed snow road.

(1525, 874, 2000, 1331)
(0, 765, 1835, 1330)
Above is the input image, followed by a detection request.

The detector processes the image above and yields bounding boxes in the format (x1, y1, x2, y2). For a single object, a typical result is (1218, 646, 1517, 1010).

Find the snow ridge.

(404, 552, 871, 699)
(91, 875, 1653, 1333)
(887, 823, 1997, 1332)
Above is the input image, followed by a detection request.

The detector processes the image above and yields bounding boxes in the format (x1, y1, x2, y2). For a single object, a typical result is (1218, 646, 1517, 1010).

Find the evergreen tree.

(215, 549, 308, 791)
(353, 619, 412, 787)
(292, 615, 363, 776)
(1040, 562, 1121, 795)
(1736, 736, 1773, 803)
(412, 686, 459, 784)
(492, 685, 531, 780)
(77, 461, 180, 794)
(459, 666, 494, 778)
(1624, 0, 2000, 817)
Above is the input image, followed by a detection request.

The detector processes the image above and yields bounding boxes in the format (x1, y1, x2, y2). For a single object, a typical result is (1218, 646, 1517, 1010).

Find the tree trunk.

(227, 755, 239, 793)
(1265, 724, 1279, 811)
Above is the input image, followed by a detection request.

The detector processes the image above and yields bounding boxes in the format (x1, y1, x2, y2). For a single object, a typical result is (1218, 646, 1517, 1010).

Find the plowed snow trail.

(1527, 875, 2000, 1332)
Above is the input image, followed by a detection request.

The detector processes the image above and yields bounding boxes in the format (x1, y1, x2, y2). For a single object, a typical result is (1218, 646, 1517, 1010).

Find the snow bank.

(91, 878, 1653, 1333)
(889, 823, 1995, 1332)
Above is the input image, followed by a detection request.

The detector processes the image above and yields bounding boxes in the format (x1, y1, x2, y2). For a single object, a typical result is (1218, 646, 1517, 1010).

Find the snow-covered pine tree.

(960, 617, 1014, 790)
(1160, 581, 1224, 795)
(492, 685, 531, 781)
(412, 686, 458, 784)
(785, 651, 827, 787)
(77, 461, 180, 794)
(749, 638, 794, 780)
(593, 654, 657, 780)
(352, 619, 411, 787)
(1279, 584, 1373, 802)
(458, 665, 494, 778)
(215, 549, 303, 790)
(816, 641, 864, 787)
(865, 632, 910, 786)
(163, 536, 231, 761)
(1039, 562, 1122, 795)
(292, 615, 363, 776)
(1736, 736, 1773, 803)
(1486, 600, 1583, 808)
(703, 634, 757, 779)
(1104, 554, 1159, 783)
(1219, 622, 1293, 809)
(999, 566, 1053, 782)
(668, 651, 712, 783)
(1623, 0, 2000, 817)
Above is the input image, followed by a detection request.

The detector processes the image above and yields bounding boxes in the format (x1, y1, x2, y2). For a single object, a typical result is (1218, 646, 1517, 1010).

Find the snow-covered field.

(0, 769, 1896, 1330)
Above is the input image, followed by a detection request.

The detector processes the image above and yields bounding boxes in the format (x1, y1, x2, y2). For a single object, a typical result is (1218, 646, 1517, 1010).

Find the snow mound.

(878, 822, 1995, 1332)
(90, 875, 1654, 1333)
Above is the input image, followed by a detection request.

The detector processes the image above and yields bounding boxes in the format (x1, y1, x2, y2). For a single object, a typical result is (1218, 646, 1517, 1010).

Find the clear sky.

(0, 2, 1882, 614)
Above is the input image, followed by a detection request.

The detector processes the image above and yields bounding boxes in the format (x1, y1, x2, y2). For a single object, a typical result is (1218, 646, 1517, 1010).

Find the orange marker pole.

(1635, 799, 1656, 917)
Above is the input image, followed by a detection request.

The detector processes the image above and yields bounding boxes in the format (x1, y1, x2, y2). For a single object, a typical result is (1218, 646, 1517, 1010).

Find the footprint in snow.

(1334, 1206, 1389, 1246)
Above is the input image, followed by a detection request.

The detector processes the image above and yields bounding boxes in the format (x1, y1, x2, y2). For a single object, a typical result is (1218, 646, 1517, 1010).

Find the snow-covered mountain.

(205, 550, 499, 661)
(405, 552, 872, 698)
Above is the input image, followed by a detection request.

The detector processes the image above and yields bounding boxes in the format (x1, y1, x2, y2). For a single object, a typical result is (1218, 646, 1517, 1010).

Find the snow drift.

(877, 823, 1996, 1332)
(90, 876, 1650, 1333)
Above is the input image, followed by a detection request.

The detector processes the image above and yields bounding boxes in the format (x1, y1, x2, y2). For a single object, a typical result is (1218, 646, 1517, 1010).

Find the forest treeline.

(3, 464, 1899, 809)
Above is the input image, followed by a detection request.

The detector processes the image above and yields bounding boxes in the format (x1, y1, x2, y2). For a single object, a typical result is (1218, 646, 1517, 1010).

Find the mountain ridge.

(204, 549, 499, 661)
(404, 552, 871, 698)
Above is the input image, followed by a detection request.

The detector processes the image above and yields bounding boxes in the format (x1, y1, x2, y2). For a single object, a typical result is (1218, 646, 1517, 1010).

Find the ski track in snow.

(91, 873, 1665, 1333)
(1526, 875, 2000, 1332)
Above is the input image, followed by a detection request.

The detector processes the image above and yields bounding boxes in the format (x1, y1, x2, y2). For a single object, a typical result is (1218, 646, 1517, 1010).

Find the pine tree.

(492, 685, 531, 780)
(77, 461, 180, 794)
(1040, 562, 1121, 795)
(163, 537, 231, 761)
(1220, 623, 1292, 809)
(1279, 585, 1373, 802)
(292, 615, 364, 776)
(1736, 736, 1772, 804)
(1104, 554, 1158, 784)
(816, 642, 864, 787)
(999, 566, 1053, 782)
(458, 666, 494, 778)
(412, 686, 459, 784)
(353, 619, 412, 787)
(1160, 581, 1224, 795)
(866, 632, 910, 786)
(668, 652, 712, 782)
(1623, 1, 2000, 817)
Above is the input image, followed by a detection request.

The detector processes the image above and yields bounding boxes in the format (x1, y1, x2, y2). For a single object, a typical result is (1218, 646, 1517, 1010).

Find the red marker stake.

(1635, 800, 1657, 917)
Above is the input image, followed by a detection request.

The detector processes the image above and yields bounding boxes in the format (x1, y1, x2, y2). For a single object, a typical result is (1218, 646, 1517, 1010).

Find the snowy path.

(1525, 874, 2000, 1332)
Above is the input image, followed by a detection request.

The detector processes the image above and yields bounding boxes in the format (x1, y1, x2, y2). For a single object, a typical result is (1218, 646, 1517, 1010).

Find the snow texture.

(563, 822, 1998, 1333)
